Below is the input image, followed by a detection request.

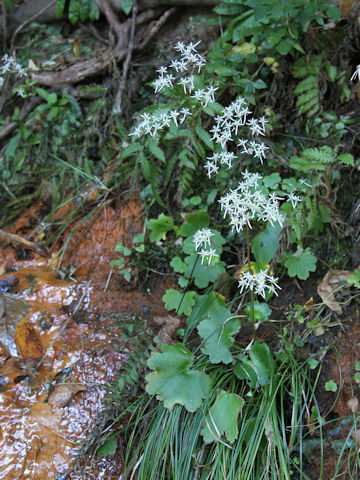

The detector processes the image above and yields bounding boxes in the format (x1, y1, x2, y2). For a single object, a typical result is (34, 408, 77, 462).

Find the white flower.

(350, 65, 360, 82)
(16, 87, 26, 98)
(193, 228, 215, 250)
(287, 192, 302, 209)
(238, 268, 281, 298)
(156, 66, 167, 76)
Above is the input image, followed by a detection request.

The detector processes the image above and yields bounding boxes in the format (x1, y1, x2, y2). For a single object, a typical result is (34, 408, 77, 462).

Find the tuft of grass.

(120, 344, 321, 480)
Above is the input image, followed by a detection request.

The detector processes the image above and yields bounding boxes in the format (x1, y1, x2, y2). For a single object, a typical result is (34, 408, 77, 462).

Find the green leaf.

(325, 5, 341, 20)
(146, 343, 211, 412)
(162, 289, 196, 316)
(180, 211, 210, 237)
(347, 268, 360, 288)
(234, 341, 274, 388)
(263, 173, 281, 189)
(55, 0, 66, 18)
(284, 247, 317, 280)
(147, 140, 166, 163)
(251, 223, 282, 263)
(245, 301, 271, 323)
(337, 153, 354, 166)
(89, 0, 100, 20)
(120, 143, 142, 160)
(201, 390, 244, 444)
(250, 341, 274, 385)
(121, 0, 133, 15)
(79, 0, 89, 21)
(325, 380, 337, 392)
(97, 433, 117, 456)
(197, 305, 240, 364)
(170, 256, 186, 273)
(184, 253, 226, 289)
(69, 0, 81, 24)
(195, 125, 214, 149)
(147, 214, 175, 241)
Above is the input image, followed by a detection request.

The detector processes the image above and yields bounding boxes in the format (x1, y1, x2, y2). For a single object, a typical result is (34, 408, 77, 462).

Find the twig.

(0, 95, 42, 142)
(0, 228, 47, 256)
(102, 0, 128, 52)
(79, 22, 109, 46)
(114, 0, 138, 113)
(135, 7, 176, 51)
(10, 0, 58, 55)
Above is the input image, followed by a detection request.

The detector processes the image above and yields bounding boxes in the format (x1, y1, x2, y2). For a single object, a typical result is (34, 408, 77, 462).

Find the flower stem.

(246, 224, 256, 338)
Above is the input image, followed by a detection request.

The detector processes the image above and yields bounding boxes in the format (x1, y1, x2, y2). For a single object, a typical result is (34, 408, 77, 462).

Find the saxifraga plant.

(109, 41, 332, 479)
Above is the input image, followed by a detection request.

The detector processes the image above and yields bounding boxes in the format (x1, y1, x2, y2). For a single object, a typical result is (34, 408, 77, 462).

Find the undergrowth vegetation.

(1, 0, 360, 478)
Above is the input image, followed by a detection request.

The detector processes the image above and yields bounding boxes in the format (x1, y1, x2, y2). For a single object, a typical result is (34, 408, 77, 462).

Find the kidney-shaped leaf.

(201, 390, 244, 444)
(234, 341, 274, 388)
(145, 343, 211, 412)
(197, 305, 240, 364)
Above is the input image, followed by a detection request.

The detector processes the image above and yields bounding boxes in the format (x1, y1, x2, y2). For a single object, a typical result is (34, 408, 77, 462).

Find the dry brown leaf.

(340, 0, 357, 16)
(154, 316, 181, 345)
(47, 383, 87, 408)
(317, 270, 353, 314)
(347, 397, 359, 413)
(0, 293, 28, 356)
(351, 429, 360, 443)
(15, 318, 43, 361)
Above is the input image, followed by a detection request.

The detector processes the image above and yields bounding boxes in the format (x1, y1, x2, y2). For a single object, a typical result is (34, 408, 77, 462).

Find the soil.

(0, 198, 172, 479)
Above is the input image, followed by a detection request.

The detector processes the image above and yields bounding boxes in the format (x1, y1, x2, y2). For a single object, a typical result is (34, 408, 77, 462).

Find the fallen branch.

(0, 228, 47, 256)
(114, 0, 138, 113)
(31, 55, 111, 87)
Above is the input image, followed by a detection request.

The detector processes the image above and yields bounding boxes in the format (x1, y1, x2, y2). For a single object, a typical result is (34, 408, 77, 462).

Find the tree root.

(29, 7, 176, 87)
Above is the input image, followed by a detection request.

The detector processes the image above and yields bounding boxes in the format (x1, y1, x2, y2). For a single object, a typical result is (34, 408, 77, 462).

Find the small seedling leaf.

(121, 0, 133, 15)
(97, 434, 118, 456)
(325, 380, 337, 392)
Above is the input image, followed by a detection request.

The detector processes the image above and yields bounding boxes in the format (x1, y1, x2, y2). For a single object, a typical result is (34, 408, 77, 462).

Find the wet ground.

(0, 197, 359, 479)
(0, 198, 170, 479)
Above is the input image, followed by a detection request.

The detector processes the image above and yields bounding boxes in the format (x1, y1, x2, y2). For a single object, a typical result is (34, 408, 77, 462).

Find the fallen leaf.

(341, 0, 357, 16)
(317, 270, 353, 314)
(15, 318, 43, 361)
(0, 293, 28, 356)
(47, 383, 87, 408)
(347, 397, 359, 413)
(153, 316, 181, 345)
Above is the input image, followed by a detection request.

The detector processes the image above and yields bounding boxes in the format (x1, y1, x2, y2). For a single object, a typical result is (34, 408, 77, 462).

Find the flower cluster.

(129, 41, 216, 138)
(152, 41, 206, 95)
(0, 54, 27, 88)
(219, 170, 284, 233)
(129, 108, 192, 137)
(238, 268, 281, 298)
(192, 228, 218, 265)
